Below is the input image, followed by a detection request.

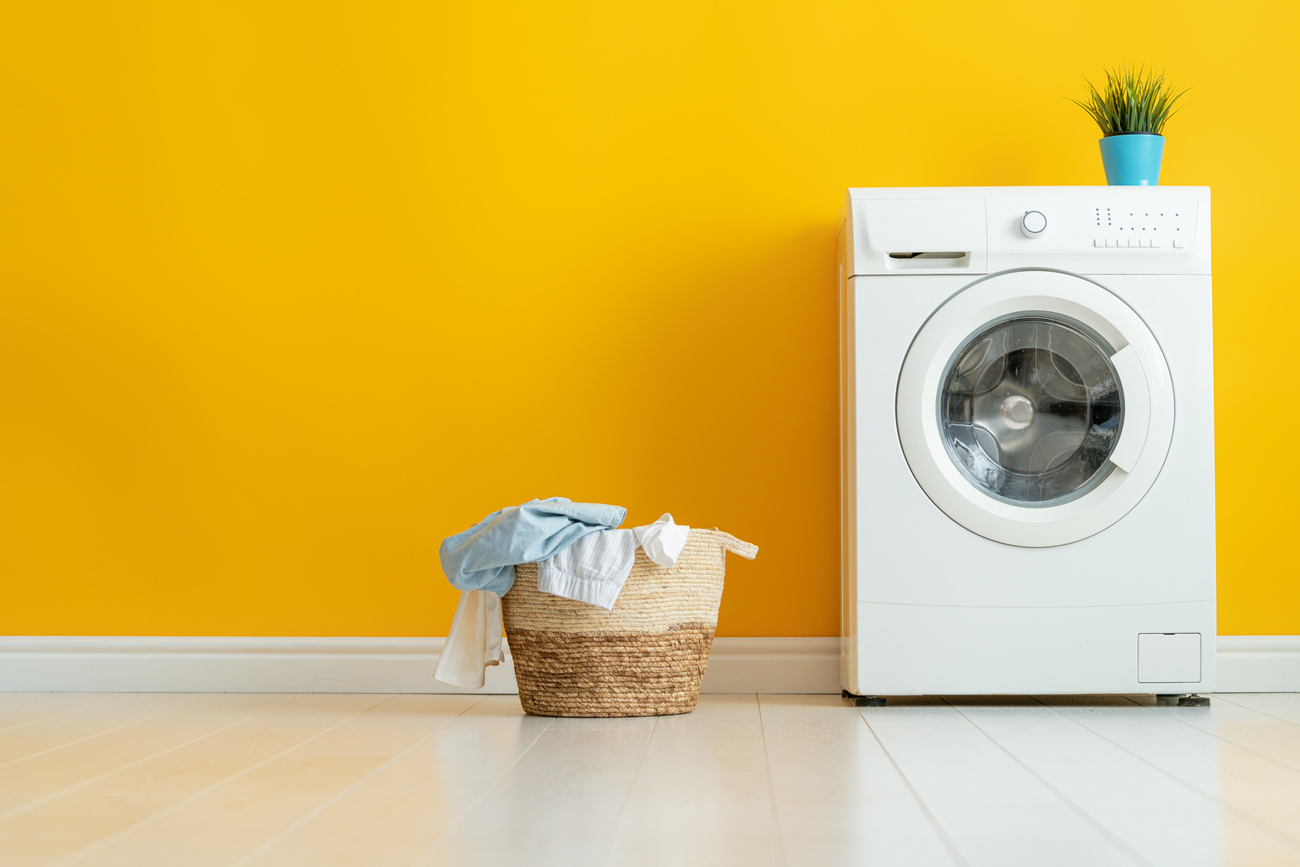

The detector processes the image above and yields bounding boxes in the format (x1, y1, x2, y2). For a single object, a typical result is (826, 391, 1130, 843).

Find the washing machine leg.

(842, 690, 887, 707)
(1177, 694, 1211, 708)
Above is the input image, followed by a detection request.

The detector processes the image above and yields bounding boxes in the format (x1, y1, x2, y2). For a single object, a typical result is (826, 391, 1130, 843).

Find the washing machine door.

(896, 269, 1174, 547)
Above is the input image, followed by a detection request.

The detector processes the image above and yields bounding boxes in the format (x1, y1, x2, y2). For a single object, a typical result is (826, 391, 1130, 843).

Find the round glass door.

(940, 317, 1123, 506)
(895, 269, 1175, 548)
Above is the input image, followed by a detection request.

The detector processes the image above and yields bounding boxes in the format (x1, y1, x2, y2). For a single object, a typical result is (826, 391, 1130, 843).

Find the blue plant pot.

(1098, 133, 1165, 186)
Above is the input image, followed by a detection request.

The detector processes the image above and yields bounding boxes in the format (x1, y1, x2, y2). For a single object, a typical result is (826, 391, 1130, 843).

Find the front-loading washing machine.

(838, 187, 1215, 699)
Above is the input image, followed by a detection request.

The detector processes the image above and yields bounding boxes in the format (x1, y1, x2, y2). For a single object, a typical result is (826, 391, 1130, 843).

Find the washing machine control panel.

(846, 188, 1210, 276)
(994, 194, 1200, 252)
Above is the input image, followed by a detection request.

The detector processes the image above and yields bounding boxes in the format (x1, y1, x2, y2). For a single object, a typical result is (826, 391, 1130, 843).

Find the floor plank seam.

(407, 709, 558, 867)
(0, 694, 307, 824)
(46, 694, 401, 867)
(595, 714, 660, 867)
(943, 698, 1154, 867)
(1033, 697, 1300, 853)
(754, 695, 788, 867)
(1118, 695, 1300, 779)
(0, 707, 85, 737)
(855, 705, 970, 867)
(1214, 694, 1300, 729)
(227, 695, 489, 867)
(0, 695, 208, 771)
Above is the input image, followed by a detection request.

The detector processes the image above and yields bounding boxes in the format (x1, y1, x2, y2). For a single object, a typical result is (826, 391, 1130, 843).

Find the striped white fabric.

(537, 514, 689, 610)
(537, 529, 639, 610)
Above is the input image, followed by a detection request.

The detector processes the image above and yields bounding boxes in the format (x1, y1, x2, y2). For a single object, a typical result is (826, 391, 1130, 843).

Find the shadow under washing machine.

(838, 187, 1215, 703)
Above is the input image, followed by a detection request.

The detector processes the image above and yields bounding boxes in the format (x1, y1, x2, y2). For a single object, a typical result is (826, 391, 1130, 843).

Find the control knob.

(1020, 210, 1047, 238)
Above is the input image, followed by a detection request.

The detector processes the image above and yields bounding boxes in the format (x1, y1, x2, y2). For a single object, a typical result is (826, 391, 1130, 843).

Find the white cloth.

(433, 589, 503, 689)
(537, 514, 689, 610)
(635, 513, 689, 568)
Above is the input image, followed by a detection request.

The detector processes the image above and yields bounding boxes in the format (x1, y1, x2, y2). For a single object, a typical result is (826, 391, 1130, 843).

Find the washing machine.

(838, 187, 1215, 699)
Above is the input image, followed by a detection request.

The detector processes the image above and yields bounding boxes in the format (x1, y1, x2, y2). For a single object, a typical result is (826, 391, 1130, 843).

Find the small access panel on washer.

(838, 187, 1214, 706)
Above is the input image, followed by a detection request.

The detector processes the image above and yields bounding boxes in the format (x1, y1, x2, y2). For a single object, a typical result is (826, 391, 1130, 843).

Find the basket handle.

(710, 528, 758, 560)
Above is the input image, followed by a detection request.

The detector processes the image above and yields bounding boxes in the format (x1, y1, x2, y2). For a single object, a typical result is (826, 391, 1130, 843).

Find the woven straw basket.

(503, 528, 757, 717)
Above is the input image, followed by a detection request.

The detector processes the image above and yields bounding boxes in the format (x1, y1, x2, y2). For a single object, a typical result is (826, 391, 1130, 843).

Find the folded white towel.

(537, 514, 689, 611)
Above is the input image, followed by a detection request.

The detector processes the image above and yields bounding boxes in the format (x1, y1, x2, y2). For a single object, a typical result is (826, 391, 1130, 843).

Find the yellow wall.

(1, 1, 1295, 638)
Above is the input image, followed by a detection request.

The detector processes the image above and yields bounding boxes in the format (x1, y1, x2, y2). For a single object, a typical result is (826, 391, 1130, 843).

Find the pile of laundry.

(433, 497, 689, 688)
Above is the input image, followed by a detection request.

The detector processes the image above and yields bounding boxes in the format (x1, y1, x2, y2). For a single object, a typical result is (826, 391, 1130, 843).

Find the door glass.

(940, 316, 1123, 505)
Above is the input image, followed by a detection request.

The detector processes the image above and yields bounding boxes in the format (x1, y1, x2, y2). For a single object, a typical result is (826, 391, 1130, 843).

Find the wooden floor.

(2, 693, 1300, 866)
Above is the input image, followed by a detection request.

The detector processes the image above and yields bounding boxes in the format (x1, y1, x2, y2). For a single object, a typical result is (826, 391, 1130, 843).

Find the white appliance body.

(839, 187, 1215, 696)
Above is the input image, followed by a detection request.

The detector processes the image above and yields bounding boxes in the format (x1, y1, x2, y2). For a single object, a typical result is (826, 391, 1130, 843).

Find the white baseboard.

(0, 635, 1294, 694)
(1216, 636, 1300, 693)
(0, 637, 517, 695)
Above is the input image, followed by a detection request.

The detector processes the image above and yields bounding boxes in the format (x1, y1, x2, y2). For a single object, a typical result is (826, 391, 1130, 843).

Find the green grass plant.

(1071, 66, 1188, 136)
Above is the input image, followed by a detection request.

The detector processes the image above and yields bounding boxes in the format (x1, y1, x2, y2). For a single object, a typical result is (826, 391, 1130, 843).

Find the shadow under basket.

(503, 528, 758, 718)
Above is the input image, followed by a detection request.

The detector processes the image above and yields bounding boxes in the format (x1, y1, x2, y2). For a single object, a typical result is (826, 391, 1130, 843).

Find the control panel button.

(1140, 238, 1152, 248)
(1172, 238, 1185, 248)
(1105, 238, 1117, 248)
(1150, 239, 1162, 248)
(1094, 238, 1104, 247)
(1020, 210, 1048, 238)
(1127, 238, 1138, 248)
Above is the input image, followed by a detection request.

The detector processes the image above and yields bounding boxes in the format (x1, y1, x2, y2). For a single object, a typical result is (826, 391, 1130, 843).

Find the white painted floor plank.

(545, 714, 658, 730)
(241, 696, 552, 867)
(1134, 695, 1300, 774)
(604, 695, 777, 867)
(0, 693, 201, 765)
(862, 698, 1143, 867)
(950, 697, 1300, 867)
(0, 693, 88, 713)
(413, 722, 655, 867)
(0, 694, 368, 867)
(53, 695, 476, 867)
(0, 693, 90, 734)
(1219, 693, 1300, 728)
(2, 692, 1299, 867)
(1042, 695, 1300, 847)
(0, 693, 293, 816)
(761, 695, 960, 867)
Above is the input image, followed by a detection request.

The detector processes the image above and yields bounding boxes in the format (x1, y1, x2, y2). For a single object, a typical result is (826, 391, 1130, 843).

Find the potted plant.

(1071, 66, 1188, 186)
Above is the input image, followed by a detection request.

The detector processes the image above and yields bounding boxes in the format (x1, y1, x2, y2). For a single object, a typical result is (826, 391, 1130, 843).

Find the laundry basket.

(502, 528, 757, 717)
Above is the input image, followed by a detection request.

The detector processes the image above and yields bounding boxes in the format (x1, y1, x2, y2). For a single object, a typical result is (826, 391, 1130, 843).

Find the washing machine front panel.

(897, 269, 1175, 547)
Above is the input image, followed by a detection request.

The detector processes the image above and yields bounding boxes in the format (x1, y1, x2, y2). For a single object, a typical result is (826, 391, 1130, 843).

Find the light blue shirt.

(438, 497, 626, 595)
